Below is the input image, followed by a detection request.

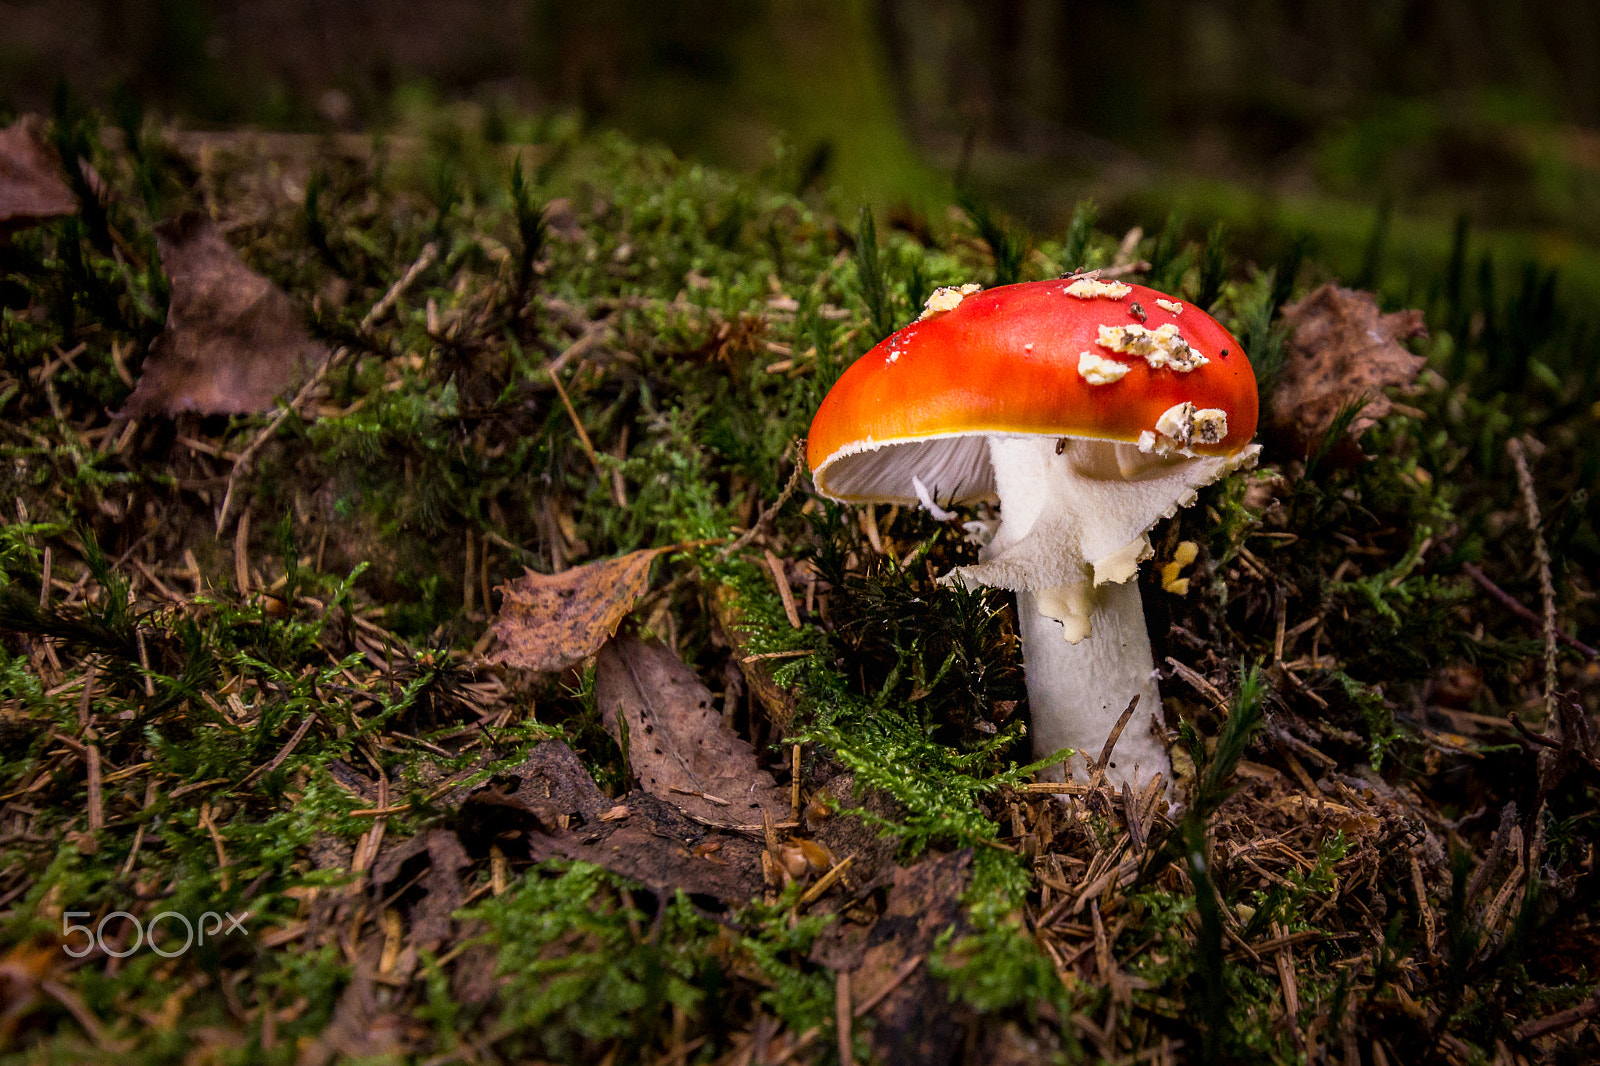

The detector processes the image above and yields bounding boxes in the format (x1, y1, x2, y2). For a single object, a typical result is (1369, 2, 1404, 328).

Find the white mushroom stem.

(1016, 582, 1166, 785)
(941, 434, 1258, 789)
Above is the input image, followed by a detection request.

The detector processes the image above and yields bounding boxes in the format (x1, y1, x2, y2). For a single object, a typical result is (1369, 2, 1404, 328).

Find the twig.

(794, 853, 855, 912)
(741, 650, 813, 663)
(83, 738, 103, 849)
(1013, 781, 1091, 796)
(853, 953, 925, 1016)
(215, 242, 438, 535)
(233, 506, 251, 592)
(239, 713, 317, 786)
(762, 955, 924, 1066)
(362, 243, 440, 331)
(764, 549, 801, 628)
(835, 971, 854, 1066)
(198, 801, 231, 890)
(119, 778, 157, 878)
(1095, 696, 1140, 772)
(1461, 562, 1596, 659)
(546, 360, 605, 476)
(1514, 993, 1600, 1040)
(715, 440, 805, 562)
(1507, 438, 1559, 716)
(348, 803, 412, 818)
(1165, 657, 1231, 712)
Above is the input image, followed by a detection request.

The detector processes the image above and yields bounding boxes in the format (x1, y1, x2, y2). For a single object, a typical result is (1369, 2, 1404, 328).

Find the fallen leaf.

(1270, 284, 1427, 461)
(0, 116, 76, 234)
(811, 849, 975, 1066)
(595, 633, 791, 827)
(490, 547, 670, 672)
(119, 211, 329, 417)
(481, 739, 768, 903)
(369, 829, 470, 952)
(529, 788, 769, 904)
(461, 738, 613, 832)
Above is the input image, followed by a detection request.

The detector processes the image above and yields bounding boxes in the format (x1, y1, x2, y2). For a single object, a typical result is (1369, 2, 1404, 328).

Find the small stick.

(120, 778, 158, 878)
(794, 854, 855, 912)
(76, 665, 96, 730)
(83, 739, 103, 850)
(1273, 591, 1287, 663)
(41, 980, 110, 1049)
(1015, 781, 1091, 796)
(762, 808, 781, 858)
(715, 440, 805, 562)
(1091, 899, 1113, 982)
(1165, 657, 1230, 712)
(1409, 853, 1436, 955)
(234, 506, 251, 593)
(741, 650, 813, 663)
(764, 549, 801, 628)
(1514, 992, 1600, 1040)
(610, 424, 629, 508)
(348, 803, 412, 818)
(354, 776, 390, 874)
(1461, 562, 1596, 659)
(835, 971, 854, 1066)
(199, 801, 231, 890)
(1507, 437, 1559, 717)
(1273, 921, 1305, 1054)
(135, 628, 155, 697)
(1111, 227, 1143, 267)
(547, 362, 606, 476)
(1095, 696, 1140, 771)
(853, 953, 924, 1016)
(791, 744, 802, 818)
(363, 243, 440, 330)
(239, 713, 316, 786)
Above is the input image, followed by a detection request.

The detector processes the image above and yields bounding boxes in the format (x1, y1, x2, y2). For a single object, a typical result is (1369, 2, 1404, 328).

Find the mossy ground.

(0, 98, 1597, 1064)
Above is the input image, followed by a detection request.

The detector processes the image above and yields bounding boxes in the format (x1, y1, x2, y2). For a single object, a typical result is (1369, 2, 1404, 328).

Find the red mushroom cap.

(808, 279, 1258, 504)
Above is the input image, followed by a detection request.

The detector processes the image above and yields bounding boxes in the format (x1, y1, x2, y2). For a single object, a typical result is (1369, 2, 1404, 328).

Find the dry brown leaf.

(119, 211, 329, 417)
(489, 547, 670, 672)
(596, 632, 791, 826)
(368, 829, 470, 952)
(811, 849, 975, 1066)
(486, 739, 767, 903)
(0, 116, 76, 234)
(1270, 284, 1427, 461)
(528, 788, 769, 903)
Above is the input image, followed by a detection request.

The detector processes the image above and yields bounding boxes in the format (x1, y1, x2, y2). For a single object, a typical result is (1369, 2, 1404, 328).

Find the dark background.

(5, 0, 1599, 286)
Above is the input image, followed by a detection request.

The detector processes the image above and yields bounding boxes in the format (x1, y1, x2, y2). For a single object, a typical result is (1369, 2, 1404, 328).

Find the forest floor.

(0, 103, 1597, 1064)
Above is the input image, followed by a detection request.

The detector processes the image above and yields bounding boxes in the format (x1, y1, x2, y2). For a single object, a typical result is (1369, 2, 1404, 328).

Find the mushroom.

(807, 279, 1259, 789)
